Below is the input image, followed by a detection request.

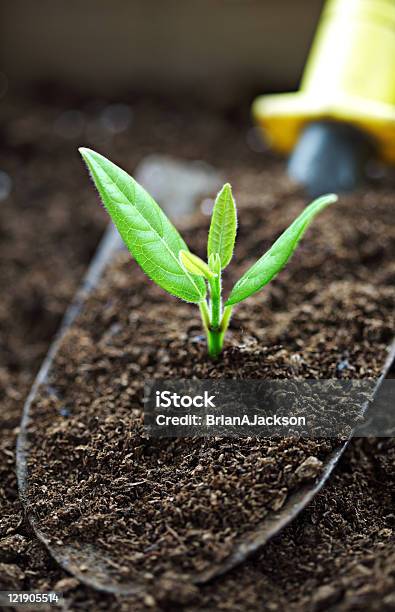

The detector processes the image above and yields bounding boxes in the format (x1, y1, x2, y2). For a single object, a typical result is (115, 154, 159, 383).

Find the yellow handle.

(302, 0, 395, 105)
(253, 0, 395, 163)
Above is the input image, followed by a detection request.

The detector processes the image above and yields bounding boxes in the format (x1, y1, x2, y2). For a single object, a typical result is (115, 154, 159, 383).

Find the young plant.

(79, 148, 337, 358)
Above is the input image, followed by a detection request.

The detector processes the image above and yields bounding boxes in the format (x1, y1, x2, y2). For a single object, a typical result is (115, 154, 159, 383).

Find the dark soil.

(0, 93, 394, 610)
(23, 166, 394, 588)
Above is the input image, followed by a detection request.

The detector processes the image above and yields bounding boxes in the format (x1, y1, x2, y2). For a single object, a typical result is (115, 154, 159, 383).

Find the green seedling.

(79, 148, 337, 358)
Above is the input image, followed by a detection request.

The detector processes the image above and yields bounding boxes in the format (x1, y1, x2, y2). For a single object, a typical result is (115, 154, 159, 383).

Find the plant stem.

(209, 274, 221, 329)
(199, 276, 234, 358)
(207, 328, 223, 358)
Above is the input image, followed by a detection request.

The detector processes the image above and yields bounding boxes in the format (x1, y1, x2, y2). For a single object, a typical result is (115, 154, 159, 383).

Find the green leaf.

(79, 148, 206, 303)
(179, 249, 216, 280)
(208, 183, 237, 269)
(225, 194, 338, 306)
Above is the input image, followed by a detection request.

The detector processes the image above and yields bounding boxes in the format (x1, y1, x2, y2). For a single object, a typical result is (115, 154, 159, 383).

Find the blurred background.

(0, 0, 323, 106)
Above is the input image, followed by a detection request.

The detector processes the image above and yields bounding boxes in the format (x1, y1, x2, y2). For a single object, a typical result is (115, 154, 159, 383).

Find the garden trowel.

(17, 157, 395, 594)
(254, 0, 395, 196)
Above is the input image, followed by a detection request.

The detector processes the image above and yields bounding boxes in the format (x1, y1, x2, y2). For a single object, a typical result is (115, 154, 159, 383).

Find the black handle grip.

(288, 121, 373, 197)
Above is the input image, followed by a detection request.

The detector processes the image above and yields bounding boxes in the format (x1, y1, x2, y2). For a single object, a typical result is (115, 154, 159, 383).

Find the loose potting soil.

(22, 172, 394, 587)
(1, 95, 394, 610)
